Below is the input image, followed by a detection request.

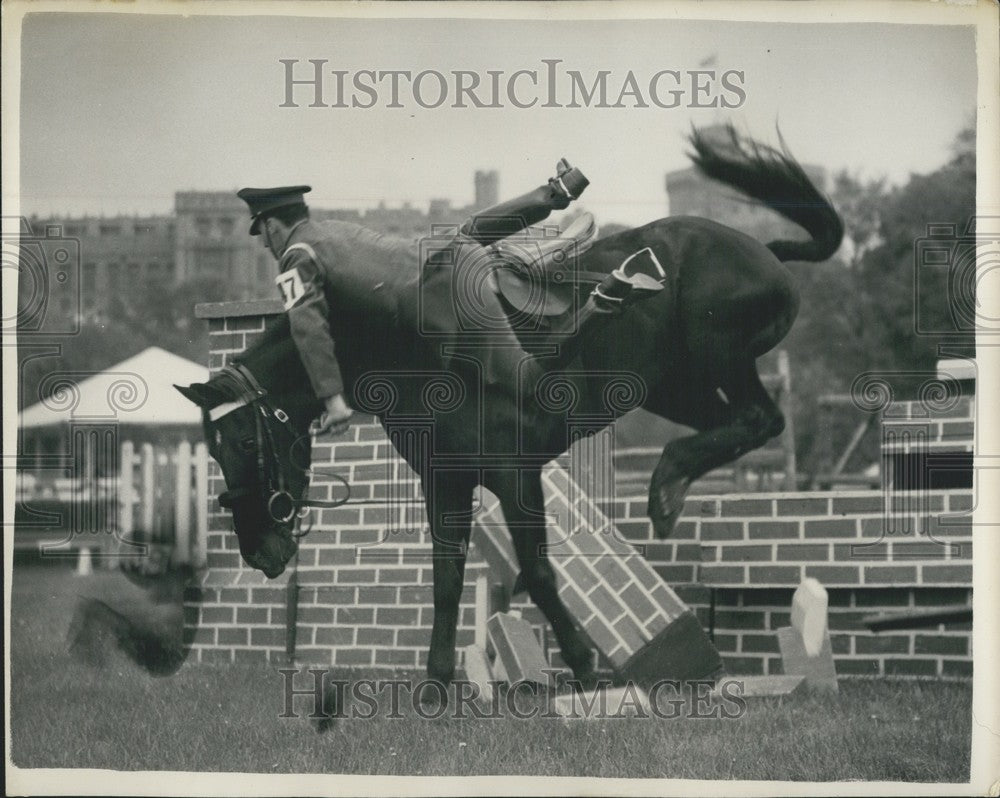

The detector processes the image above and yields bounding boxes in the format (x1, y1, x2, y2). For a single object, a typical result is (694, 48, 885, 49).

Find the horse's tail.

(687, 123, 844, 263)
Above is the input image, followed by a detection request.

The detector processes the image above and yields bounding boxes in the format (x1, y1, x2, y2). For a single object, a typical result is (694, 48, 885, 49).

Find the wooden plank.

(552, 685, 651, 719)
(777, 626, 838, 693)
(864, 606, 972, 631)
(461, 644, 496, 707)
(712, 675, 805, 699)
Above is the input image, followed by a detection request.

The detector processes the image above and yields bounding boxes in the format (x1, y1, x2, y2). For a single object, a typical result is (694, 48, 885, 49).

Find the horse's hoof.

(313, 681, 342, 732)
(648, 475, 690, 539)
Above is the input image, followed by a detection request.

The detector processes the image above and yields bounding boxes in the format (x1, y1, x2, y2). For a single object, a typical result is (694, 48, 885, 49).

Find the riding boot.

(460, 159, 589, 245)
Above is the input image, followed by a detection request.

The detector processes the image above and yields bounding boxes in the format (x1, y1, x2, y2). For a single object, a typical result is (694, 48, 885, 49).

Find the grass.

(9, 564, 972, 781)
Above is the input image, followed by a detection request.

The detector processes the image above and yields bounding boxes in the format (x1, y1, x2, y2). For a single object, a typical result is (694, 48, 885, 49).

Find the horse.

(176, 125, 843, 698)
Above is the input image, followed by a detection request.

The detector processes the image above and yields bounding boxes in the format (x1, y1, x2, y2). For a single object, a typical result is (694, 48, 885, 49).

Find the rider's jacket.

(275, 218, 420, 399)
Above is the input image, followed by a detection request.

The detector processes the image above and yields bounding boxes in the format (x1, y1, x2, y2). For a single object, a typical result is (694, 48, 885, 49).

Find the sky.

(15, 10, 978, 228)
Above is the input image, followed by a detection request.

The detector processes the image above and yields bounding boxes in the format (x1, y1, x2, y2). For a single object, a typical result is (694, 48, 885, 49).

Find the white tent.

(20, 346, 208, 429)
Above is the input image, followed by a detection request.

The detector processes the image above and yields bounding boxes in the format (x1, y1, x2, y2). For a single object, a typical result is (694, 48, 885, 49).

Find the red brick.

(336, 607, 374, 625)
(339, 529, 384, 546)
(914, 587, 969, 605)
(235, 648, 268, 665)
(376, 648, 418, 666)
(376, 607, 419, 625)
(312, 586, 356, 604)
(833, 542, 888, 561)
(700, 521, 745, 541)
(219, 587, 250, 603)
(224, 315, 265, 332)
(914, 634, 968, 655)
(942, 660, 973, 678)
(338, 568, 377, 584)
(776, 544, 829, 561)
(357, 628, 395, 646)
(671, 521, 698, 539)
(720, 544, 773, 562)
(926, 514, 972, 537)
(315, 627, 354, 645)
(217, 628, 247, 645)
(209, 332, 245, 351)
(776, 498, 828, 516)
(620, 582, 658, 623)
(318, 548, 358, 566)
(251, 587, 285, 604)
(835, 658, 881, 676)
(922, 565, 972, 584)
(250, 628, 284, 647)
(713, 609, 766, 630)
(948, 493, 974, 512)
(699, 545, 718, 562)
(336, 649, 373, 666)
(236, 607, 268, 624)
(720, 656, 765, 675)
(654, 564, 697, 583)
(884, 658, 938, 677)
(683, 498, 720, 518)
(864, 566, 917, 585)
(588, 583, 625, 620)
(321, 507, 361, 526)
(891, 541, 949, 560)
(357, 586, 399, 604)
(201, 606, 234, 624)
(377, 568, 419, 584)
(748, 521, 801, 539)
(748, 566, 801, 585)
(721, 498, 774, 516)
(698, 565, 746, 585)
(613, 614, 647, 654)
(804, 565, 860, 584)
(831, 495, 884, 514)
(855, 635, 910, 654)
(804, 519, 857, 538)
(740, 633, 780, 654)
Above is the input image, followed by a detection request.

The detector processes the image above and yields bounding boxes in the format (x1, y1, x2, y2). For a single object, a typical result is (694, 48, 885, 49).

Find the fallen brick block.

(487, 612, 555, 686)
(460, 644, 496, 707)
(712, 674, 806, 700)
(791, 577, 828, 657)
(620, 610, 723, 687)
(777, 626, 838, 693)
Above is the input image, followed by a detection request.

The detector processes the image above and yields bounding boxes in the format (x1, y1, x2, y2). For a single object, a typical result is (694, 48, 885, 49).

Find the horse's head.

(176, 319, 323, 578)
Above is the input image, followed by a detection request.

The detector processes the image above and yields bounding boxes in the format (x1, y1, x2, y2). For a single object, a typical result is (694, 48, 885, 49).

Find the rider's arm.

(275, 245, 345, 401)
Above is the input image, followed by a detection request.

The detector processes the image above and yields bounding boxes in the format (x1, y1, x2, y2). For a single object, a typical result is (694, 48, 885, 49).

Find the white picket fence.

(16, 440, 209, 571)
(118, 441, 210, 568)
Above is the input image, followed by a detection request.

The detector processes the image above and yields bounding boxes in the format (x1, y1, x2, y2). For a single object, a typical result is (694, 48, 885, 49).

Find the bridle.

(209, 363, 351, 533)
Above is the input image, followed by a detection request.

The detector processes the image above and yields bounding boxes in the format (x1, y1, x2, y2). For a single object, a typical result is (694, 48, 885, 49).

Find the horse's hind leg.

(424, 469, 478, 687)
(490, 468, 596, 686)
(648, 365, 785, 538)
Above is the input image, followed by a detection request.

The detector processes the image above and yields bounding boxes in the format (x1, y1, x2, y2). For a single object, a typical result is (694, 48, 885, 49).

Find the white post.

(194, 442, 209, 569)
(474, 573, 489, 649)
(141, 442, 155, 539)
(173, 441, 192, 565)
(119, 440, 135, 539)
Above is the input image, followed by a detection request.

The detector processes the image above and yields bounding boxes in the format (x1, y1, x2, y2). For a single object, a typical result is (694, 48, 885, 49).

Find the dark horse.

(177, 126, 843, 693)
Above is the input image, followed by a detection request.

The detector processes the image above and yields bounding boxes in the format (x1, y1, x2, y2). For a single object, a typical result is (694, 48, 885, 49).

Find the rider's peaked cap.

(237, 185, 312, 234)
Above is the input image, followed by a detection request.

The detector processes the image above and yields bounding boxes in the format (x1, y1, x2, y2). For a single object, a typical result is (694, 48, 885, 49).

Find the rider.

(237, 163, 663, 434)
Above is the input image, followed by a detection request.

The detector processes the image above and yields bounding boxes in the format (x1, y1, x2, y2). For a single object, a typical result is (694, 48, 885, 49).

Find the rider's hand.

(315, 393, 353, 436)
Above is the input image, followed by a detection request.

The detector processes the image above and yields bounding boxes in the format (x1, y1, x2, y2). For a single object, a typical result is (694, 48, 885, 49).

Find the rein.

(211, 364, 355, 533)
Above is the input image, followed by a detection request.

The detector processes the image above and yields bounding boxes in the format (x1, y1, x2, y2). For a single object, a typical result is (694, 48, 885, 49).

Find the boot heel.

(556, 167, 589, 200)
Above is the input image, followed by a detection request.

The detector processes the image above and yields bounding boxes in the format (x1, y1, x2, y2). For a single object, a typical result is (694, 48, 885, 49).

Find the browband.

(209, 399, 249, 421)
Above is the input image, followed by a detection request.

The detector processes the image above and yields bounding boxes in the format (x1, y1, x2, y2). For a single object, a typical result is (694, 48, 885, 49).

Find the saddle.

(493, 213, 667, 318)
(492, 212, 602, 317)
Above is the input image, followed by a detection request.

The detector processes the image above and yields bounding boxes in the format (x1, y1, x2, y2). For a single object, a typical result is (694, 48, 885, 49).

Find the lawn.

(8, 564, 972, 781)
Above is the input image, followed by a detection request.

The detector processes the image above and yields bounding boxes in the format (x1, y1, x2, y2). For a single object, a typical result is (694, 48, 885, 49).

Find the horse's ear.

(174, 382, 227, 408)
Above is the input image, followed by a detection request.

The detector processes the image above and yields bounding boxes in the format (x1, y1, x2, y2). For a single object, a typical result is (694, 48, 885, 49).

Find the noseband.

(212, 363, 349, 527)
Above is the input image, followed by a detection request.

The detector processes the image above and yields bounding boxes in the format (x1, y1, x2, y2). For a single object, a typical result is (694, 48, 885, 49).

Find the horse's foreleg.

(493, 469, 596, 686)
(649, 373, 784, 538)
(425, 470, 477, 686)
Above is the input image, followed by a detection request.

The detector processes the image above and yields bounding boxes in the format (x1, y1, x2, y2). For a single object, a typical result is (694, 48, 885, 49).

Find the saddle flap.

(495, 267, 576, 317)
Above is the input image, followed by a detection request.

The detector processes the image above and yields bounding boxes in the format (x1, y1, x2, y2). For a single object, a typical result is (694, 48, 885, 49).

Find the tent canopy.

(20, 346, 209, 428)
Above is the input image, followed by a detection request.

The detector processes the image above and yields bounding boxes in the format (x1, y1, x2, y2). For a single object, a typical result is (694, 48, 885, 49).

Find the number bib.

(275, 267, 306, 310)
